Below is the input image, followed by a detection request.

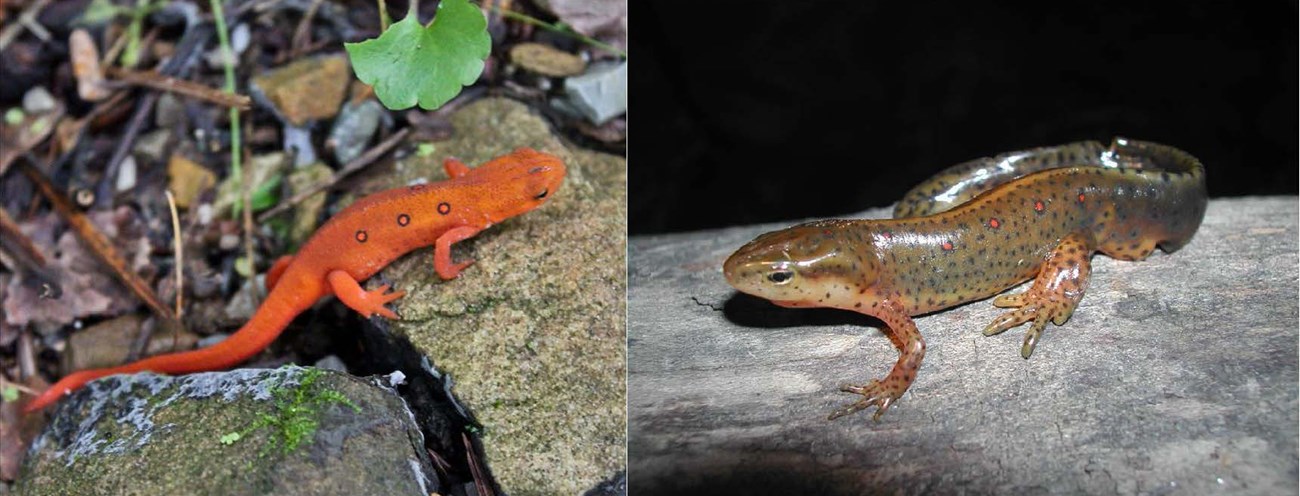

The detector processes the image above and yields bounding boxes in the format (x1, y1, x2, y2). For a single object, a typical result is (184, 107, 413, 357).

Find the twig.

(17, 160, 178, 324)
(256, 127, 410, 222)
(105, 67, 252, 109)
(0, 0, 53, 51)
(464, 432, 494, 496)
(94, 92, 158, 208)
(165, 190, 184, 351)
(491, 6, 626, 59)
(291, 0, 325, 59)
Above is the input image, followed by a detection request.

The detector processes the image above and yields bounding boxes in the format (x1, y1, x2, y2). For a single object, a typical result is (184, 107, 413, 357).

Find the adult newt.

(723, 137, 1206, 420)
(26, 148, 566, 413)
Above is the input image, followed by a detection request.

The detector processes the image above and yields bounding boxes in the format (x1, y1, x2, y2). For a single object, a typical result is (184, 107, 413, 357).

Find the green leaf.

(4, 108, 24, 125)
(345, 0, 491, 110)
(1, 385, 19, 403)
(417, 143, 437, 157)
(220, 432, 242, 445)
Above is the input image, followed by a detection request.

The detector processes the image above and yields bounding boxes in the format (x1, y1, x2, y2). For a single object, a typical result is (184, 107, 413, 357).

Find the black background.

(629, 2, 1298, 234)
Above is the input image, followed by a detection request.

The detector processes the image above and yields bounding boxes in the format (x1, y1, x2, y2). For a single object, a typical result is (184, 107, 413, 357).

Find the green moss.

(222, 368, 361, 455)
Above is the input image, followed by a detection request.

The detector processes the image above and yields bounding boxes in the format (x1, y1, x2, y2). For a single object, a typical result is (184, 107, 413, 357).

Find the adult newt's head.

(723, 220, 880, 309)
(473, 148, 567, 221)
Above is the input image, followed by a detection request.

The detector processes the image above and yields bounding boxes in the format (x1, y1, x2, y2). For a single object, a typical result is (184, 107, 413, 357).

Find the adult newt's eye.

(767, 270, 793, 284)
(535, 188, 549, 200)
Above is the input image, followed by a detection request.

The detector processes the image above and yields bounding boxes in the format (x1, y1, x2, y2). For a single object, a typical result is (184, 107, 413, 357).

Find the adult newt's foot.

(982, 232, 1094, 358)
(828, 379, 905, 421)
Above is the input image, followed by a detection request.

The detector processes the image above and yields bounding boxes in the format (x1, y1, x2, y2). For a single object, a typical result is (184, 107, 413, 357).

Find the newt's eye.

(534, 188, 549, 200)
(767, 270, 794, 284)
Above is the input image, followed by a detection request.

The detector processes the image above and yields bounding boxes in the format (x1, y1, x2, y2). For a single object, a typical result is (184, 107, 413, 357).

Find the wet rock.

(564, 61, 626, 124)
(326, 99, 384, 165)
(250, 55, 351, 127)
(510, 42, 586, 77)
(18, 366, 436, 496)
(384, 98, 626, 494)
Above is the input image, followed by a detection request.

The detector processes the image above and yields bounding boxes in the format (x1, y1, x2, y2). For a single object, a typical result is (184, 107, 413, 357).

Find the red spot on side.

(437, 202, 451, 215)
(988, 218, 1001, 229)
(881, 231, 893, 240)
(941, 241, 954, 251)
(1034, 200, 1045, 213)
(355, 230, 368, 243)
(1078, 193, 1086, 203)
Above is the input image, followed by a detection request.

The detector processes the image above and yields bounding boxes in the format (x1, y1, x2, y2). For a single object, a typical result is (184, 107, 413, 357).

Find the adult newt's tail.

(24, 284, 315, 413)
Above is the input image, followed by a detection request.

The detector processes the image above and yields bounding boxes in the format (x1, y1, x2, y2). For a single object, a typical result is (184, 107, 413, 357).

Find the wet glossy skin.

(724, 138, 1207, 420)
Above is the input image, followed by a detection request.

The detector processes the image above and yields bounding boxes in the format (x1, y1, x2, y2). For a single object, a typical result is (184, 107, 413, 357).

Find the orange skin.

(26, 148, 566, 413)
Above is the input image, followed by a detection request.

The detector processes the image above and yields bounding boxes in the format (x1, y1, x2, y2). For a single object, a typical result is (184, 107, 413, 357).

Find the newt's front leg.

(982, 231, 1095, 358)
(434, 225, 485, 280)
(829, 299, 926, 421)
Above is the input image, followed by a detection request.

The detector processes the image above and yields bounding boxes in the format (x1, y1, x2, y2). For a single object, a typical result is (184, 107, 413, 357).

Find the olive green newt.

(723, 137, 1207, 421)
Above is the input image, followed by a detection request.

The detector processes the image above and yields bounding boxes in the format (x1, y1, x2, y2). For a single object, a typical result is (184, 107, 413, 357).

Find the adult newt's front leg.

(829, 299, 926, 421)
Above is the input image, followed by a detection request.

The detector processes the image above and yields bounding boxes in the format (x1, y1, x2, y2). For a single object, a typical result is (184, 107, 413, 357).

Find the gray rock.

(381, 98, 627, 494)
(628, 197, 1299, 494)
(18, 366, 435, 496)
(327, 99, 384, 165)
(565, 61, 627, 125)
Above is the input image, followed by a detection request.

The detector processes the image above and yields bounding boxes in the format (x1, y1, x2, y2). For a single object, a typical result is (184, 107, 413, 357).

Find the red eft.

(723, 138, 1206, 421)
(26, 148, 566, 413)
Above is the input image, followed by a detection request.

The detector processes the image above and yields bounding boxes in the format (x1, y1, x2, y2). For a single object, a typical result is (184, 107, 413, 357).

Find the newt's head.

(475, 148, 567, 221)
(723, 220, 879, 309)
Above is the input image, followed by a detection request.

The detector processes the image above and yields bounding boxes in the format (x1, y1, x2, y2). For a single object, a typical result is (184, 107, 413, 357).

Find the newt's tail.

(24, 284, 313, 413)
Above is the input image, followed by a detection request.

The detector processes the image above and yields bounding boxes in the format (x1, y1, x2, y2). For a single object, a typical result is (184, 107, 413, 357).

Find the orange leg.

(326, 270, 405, 319)
(443, 157, 471, 178)
(982, 231, 1095, 358)
(266, 255, 294, 291)
(829, 299, 926, 421)
(434, 226, 484, 280)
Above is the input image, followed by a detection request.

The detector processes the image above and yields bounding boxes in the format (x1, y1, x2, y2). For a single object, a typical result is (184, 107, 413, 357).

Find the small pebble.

(116, 156, 137, 192)
(22, 86, 56, 113)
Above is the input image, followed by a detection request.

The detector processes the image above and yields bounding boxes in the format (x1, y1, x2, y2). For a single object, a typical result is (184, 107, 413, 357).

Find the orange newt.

(26, 148, 566, 413)
(724, 138, 1206, 420)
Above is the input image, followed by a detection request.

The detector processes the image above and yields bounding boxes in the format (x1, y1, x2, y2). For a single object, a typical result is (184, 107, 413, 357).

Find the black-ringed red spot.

(941, 241, 955, 251)
(355, 230, 368, 243)
(988, 218, 1001, 229)
(1077, 193, 1086, 203)
(437, 202, 451, 215)
(1034, 200, 1046, 213)
(397, 213, 411, 226)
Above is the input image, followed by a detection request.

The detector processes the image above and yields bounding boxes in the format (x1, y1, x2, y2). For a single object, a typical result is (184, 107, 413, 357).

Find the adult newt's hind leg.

(982, 231, 1095, 358)
(326, 270, 405, 319)
(829, 299, 926, 421)
(266, 255, 294, 290)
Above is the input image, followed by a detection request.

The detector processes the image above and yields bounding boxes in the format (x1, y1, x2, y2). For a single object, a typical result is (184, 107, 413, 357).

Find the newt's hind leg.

(266, 255, 294, 290)
(326, 270, 406, 319)
(982, 232, 1095, 358)
(829, 299, 925, 421)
